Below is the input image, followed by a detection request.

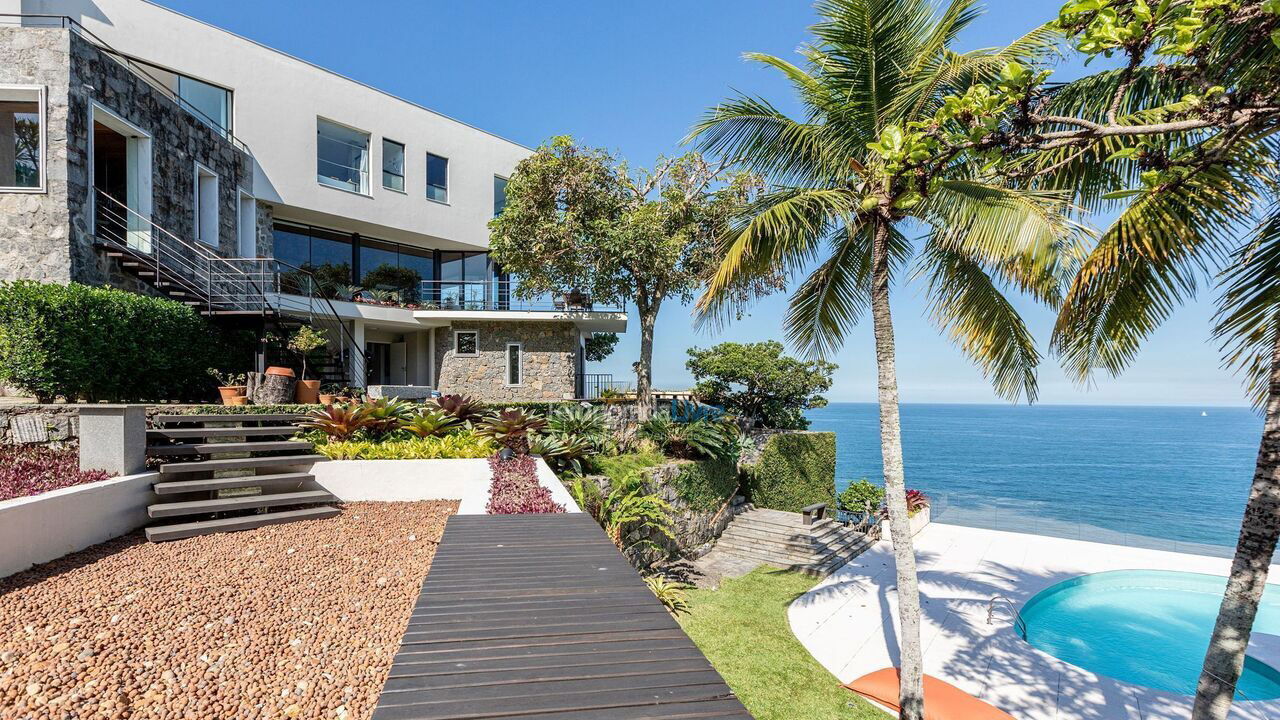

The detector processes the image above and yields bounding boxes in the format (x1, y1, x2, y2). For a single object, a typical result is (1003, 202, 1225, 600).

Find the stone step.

(720, 522, 860, 547)
(153, 413, 308, 425)
(147, 426, 301, 439)
(147, 440, 313, 456)
(145, 506, 340, 542)
(157, 454, 327, 475)
(152, 471, 314, 496)
(148, 489, 336, 518)
(717, 532, 868, 558)
(716, 537, 873, 571)
(731, 509, 830, 531)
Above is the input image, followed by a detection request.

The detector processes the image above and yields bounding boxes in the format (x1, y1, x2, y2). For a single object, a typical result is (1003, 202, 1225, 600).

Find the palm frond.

(1215, 204, 1280, 409)
(687, 92, 844, 185)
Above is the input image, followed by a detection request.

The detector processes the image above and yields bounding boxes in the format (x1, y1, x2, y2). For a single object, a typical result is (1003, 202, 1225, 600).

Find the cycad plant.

(570, 473, 675, 555)
(688, 0, 1078, 714)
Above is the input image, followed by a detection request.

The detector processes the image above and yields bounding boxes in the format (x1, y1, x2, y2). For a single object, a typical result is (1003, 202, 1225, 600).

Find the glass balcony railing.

(415, 280, 624, 313)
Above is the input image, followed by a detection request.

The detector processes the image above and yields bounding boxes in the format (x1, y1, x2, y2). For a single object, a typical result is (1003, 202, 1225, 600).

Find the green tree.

(583, 332, 619, 362)
(686, 341, 835, 429)
(488, 136, 777, 419)
(688, 0, 1076, 715)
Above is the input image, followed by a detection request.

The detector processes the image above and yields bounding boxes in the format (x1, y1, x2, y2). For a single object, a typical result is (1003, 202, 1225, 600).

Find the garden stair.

(710, 507, 875, 577)
(144, 414, 337, 542)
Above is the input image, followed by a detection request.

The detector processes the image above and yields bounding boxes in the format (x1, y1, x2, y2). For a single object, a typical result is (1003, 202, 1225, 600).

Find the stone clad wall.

(0, 28, 74, 284)
(433, 321, 579, 402)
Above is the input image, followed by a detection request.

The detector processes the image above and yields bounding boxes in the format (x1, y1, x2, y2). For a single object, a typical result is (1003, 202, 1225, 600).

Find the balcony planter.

(295, 379, 321, 404)
(880, 505, 930, 540)
(217, 385, 247, 404)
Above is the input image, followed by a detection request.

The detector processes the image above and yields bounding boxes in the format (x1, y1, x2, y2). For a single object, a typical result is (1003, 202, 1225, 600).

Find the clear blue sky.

(163, 0, 1249, 407)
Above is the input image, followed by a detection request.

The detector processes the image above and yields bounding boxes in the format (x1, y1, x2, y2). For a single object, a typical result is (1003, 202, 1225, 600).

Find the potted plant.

(288, 325, 328, 403)
(208, 368, 248, 405)
(318, 383, 340, 406)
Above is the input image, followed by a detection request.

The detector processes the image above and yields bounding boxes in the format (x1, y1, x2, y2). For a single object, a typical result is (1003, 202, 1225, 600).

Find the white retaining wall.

(0, 472, 158, 579)
(308, 457, 581, 514)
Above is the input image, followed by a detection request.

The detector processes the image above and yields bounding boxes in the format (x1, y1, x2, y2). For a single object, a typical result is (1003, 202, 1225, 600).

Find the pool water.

(1020, 570, 1280, 699)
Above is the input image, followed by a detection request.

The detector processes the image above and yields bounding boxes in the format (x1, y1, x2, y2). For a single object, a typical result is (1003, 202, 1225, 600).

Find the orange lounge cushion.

(844, 668, 1016, 720)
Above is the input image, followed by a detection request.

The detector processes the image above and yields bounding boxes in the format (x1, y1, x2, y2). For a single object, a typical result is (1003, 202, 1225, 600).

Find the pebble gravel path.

(0, 501, 456, 720)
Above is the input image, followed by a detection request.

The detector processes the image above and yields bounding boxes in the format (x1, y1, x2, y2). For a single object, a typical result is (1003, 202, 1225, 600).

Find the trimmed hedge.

(0, 281, 249, 403)
(742, 431, 836, 512)
(670, 458, 740, 512)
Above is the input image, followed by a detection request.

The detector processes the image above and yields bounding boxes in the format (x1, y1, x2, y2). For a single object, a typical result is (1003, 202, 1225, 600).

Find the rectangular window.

(493, 175, 508, 216)
(194, 163, 218, 246)
(505, 343, 522, 385)
(0, 85, 44, 191)
(177, 75, 231, 137)
(317, 118, 370, 194)
(382, 138, 405, 192)
(454, 330, 478, 357)
(426, 152, 448, 203)
(237, 192, 255, 257)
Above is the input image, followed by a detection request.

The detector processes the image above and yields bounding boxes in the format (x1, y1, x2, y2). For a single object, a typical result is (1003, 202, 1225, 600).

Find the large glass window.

(177, 75, 231, 137)
(317, 118, 370, 194)
(0, 86, 43, 190)
(494, 176, 508, 216)
(437, 251, 494, 308)
(382, 138, 405, 192)
(426, 152, 448, 203)
(272, 222, 352, 297)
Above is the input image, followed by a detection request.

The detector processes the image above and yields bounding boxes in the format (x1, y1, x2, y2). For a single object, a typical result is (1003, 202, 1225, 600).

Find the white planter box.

(308, 457, 580, 514)
(0, 471, 158, 579)
(881, 505, 931, 542)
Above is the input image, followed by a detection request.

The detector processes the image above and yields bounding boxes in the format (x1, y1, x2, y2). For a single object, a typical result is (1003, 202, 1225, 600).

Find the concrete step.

(147, 440, 313, 456)
(148, 489, 335, 518)
(716, 537, 873, 571)
(145, 506, 340, 542)
(153, 413, 308, 425)
(719, 523, 861, 548)
(157, 454, 327, 475)
(152, 471, 314, 495)
(147, 426, 301, 439)
(717, 532, 868, 558)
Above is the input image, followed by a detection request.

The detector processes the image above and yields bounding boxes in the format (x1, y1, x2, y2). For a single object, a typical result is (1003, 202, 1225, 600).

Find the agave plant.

(402, 407, 460, 439)
(298, 403, 374, 441)
(478, 409, 547, 455)
(361, 397, 414, 439)
(645, 575, 692, 616)
(433, 394, 484, 423)
(529, 432, 597, 476)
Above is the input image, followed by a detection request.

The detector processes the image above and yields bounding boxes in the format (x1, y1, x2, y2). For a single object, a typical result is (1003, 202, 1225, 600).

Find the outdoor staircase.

(711, 507, 876, 577)
(144, 413, 338, 542)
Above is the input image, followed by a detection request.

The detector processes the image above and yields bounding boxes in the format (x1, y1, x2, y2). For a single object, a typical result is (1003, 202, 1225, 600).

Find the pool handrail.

(986, 595, 1028, 639)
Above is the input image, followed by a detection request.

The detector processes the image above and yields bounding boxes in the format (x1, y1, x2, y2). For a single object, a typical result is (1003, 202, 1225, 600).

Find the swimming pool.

(1020, 570, 1280, 699)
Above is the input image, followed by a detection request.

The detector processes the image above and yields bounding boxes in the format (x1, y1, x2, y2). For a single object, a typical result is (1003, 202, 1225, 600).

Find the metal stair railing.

(986, 595, 1029, 639)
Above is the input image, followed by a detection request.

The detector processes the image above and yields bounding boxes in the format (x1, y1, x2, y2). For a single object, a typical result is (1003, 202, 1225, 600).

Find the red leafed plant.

(905, 489, 930, 515)
(485, 455, 565, 515)
(0, 445, 112, 502)
(298, 403, 375, 441)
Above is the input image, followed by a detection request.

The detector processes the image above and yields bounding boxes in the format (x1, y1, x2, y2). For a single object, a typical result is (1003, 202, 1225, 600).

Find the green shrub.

(742, 432, 836, 512)
(686, 341, 835, 430)
(313, 432, 496, 460)
(670, 458, 740, 512)
(590, 451, 666, 483)
(838, 478, 885, 515)
(0, 281, 248, 402)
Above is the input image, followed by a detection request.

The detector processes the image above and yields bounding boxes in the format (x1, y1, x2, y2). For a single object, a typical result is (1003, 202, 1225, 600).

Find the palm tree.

(687, 0, 1076, 715)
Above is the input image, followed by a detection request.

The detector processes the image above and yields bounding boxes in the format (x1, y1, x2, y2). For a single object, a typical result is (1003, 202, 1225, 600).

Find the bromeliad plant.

(361, 397, 414, 440)
(478, 408, 548, 455)
(299, 402, 375, 441)
(403, 407, 461, 438)
(433, 394, 485, 424)
(905, 489, 930, 516)
(645, 575, 692, 616)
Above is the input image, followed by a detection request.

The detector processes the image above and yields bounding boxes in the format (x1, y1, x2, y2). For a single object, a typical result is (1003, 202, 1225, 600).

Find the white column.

(350, 319, 367, 387)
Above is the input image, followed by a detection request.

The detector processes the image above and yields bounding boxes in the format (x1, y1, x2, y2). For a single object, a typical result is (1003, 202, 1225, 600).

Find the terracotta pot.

(217, 385, 247, 404)
(226, 395, 250, 406)
(318, 393, 336, 405)
(265, 366, 296, 378)
(295, 379, 321, 404)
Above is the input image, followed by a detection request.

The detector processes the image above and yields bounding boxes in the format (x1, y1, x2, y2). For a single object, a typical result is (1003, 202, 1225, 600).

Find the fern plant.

(570, 473, 674, 553)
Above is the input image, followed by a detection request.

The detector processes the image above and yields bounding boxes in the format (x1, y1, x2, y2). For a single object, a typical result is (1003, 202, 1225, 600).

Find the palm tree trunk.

(1193, 327, 1280, 720)
(869, 216, 925, 720)
(635, 300, 659, 422)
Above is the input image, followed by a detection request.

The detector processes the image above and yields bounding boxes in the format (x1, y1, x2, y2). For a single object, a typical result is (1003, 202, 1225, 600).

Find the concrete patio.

(788, 522, 1280, 720)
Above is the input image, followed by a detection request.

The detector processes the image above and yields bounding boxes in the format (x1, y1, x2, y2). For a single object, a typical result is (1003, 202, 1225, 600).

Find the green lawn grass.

(677, 569, 884, 720)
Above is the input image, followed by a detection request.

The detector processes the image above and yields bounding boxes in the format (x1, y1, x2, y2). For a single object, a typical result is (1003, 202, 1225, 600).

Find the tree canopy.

(686, 341, 835, 429)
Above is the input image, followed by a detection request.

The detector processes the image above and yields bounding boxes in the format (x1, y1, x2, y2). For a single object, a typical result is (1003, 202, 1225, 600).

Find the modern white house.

(0, 0, 626, 401)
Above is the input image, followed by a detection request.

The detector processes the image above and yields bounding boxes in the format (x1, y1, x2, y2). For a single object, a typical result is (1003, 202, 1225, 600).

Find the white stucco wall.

(9, 0, 529, 251)
(0, 471, 158, 579)
(308, 457, 581, 515)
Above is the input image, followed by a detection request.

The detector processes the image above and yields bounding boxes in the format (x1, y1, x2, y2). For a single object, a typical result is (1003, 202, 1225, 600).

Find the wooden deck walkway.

(372, 512, 753, 720)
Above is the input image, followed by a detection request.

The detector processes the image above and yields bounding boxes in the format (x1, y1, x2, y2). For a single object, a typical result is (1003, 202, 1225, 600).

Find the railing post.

(79, 405, 146, 476)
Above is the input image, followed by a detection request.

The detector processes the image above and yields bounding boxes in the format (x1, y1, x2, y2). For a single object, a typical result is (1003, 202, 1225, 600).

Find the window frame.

(505, 342, 523, 386)
(493, 174, 508, 217)
(0, 84, 47, 193)
(453, 329, 479, 357)
(381, 137, 406, 194)
(316, 116, 371, 196)
(193, 161, 219, 248)
(425, 152, 449, 204)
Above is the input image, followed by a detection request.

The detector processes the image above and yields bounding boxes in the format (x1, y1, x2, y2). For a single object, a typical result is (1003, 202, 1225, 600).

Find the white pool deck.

(789, 522, 1280, 720)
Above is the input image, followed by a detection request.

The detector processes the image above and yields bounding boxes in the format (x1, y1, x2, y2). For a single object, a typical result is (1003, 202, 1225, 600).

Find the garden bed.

(0, 445, 113, 503)
(0, 501, 455, 720)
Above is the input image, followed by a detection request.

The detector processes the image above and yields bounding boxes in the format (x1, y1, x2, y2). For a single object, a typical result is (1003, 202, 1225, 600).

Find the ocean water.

(807, 403, 1263, 556)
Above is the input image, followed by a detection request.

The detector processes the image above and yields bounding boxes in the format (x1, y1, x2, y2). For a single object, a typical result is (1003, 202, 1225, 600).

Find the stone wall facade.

(433, 321, 580, 402)
(0, 27, 252, 292)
